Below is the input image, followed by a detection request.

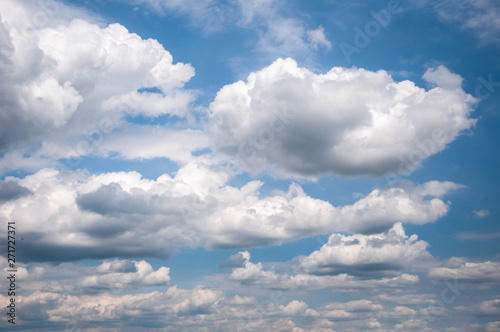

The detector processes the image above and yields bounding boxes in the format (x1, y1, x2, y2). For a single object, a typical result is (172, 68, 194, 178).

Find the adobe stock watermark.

(475, 73, 500, 100)
(236, 290, 287, 332)
(21, 0, 60, 39)
(64, 118, 115, 170)
(211, 0, 239, 25)
(177, 167, 232, 224)
(383, 128, 448, 185)
(237, 107, 296, 160)
(416, 279, 467, 331)
(340, 0, 403, 63)
(65, 321, 82, 332)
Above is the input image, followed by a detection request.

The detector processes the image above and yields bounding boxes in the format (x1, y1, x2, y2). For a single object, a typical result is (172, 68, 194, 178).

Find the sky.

(0, 0, 499, 331)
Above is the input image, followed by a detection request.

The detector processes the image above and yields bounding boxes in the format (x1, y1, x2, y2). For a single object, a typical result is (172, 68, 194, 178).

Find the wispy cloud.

(472, 209, 490, 218)
(416, 0, 500, 46)
(457, 232, 500, 241)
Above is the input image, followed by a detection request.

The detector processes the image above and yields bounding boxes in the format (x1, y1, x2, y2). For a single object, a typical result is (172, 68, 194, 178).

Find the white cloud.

(126, 0, 232, 32)
(229, 251, 280, 284)
(423, 65, 464, 89)
(209, 58, 477, 178)
(472, 209, 490, 217)
(30, 259, 171, 294)
(96, 126, 208, 163)
(5, 286, 224, 325)
(418, 0, 500, 45)
(457, 298, 500, 316)
(0, 163, 461, 261)
(486, 321, 500, 332)
(221, 246, 421, 292)
(2, 254, 492, 331)
(283, 272, 420, 291)
(429, 260, 500, 286)
(300, 222, 435, 277)
(79, 260, 171, 290)
(0, 0, 198, 170)
(129, 0, 331, 58)
(280, 300, 319, 317)
(307, 26, 332, 50)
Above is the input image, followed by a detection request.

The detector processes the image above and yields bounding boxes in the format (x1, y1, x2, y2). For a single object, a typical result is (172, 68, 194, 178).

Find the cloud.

(457, 232, 500, 241)
(229, 252, 280, 284)
(457, 298, 500, 316)
(209, 58, 477, 178)
(127, 0, 331, 58)
(254, 18, 331, 58)
(221, 246, 421, 291)
(0, 163, 461, 262)
(307, 26, 332, 50)
(39, 260, 171, 293)
(2, 253, 492, 331)
(0, 180, 32, 203)
(125, 0, 233, 32)
(0, 0, 197, 171)
(0, 273, 419, 331)
(219, 251, 251, 268)
(0, 286, 224, 329)
(417, 0, 500, 45)
(95, 126, 209, 163)
(423, 65, 464, 89)
(429, 260, 500, 286)
(300, 222, 435, 278)
(472, 209, 490, 217)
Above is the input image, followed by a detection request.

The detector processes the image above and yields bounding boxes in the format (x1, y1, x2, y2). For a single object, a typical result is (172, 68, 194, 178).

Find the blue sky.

(0, 0, 499, 331)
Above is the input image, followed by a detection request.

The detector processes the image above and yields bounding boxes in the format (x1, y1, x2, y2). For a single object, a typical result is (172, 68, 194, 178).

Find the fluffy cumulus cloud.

(0, 162, 461, 262)
(0, 0, 198, 171)
(51, 260, 171, 292)
(0, 276, 443, 331)
(0, 286, 225, 330)
(300, 222, 435, 278)
(0, 253, 495, 331)
(209, 58, 477, 178)
(0, 257, 170, 295)
(222, 224, 433, 291)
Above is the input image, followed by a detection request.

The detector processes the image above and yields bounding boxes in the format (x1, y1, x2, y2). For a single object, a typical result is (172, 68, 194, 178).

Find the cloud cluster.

(0, 0, 199, 172)
(223, 224, 434, 291)
(0, 163, 461, 262)
(50, 260, 171, 293)
(209, 58, 477, 178)
(429, 259, 500, 287)
(3, 276, 481, 332)
(300, 222, 435, 278)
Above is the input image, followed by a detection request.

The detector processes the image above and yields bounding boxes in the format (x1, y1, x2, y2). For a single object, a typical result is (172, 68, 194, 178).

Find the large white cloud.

(0, 162, 461, 262)
(209, 58, 477, 178)
(0, 0, 197, 170)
